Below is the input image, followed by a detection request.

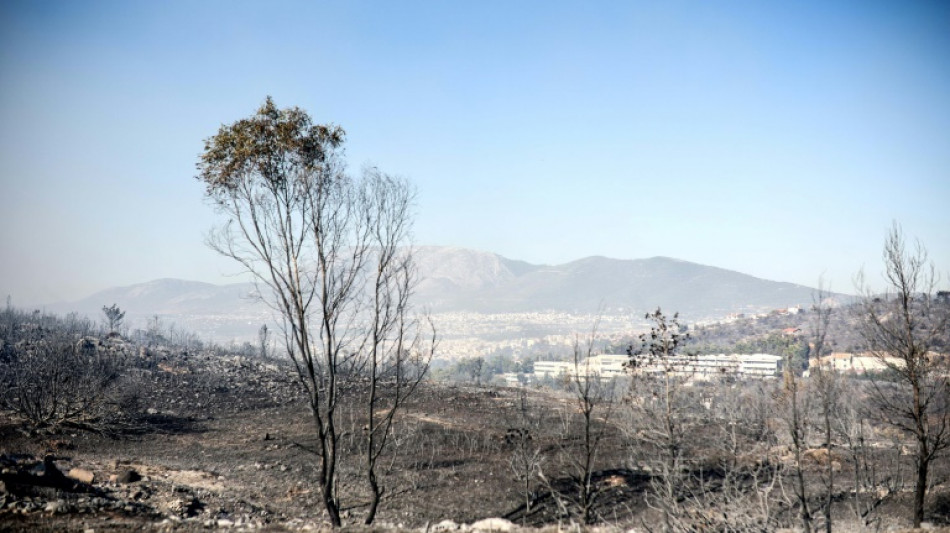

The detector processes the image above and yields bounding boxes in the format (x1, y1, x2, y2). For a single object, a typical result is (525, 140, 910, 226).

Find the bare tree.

(621, 310, 784, 532)
(545, 325, 616, 524)
(145, 314, 166, 346)
(856, 223, 950, 527)
(672, 381, 782, 532)
(360, 168, 434, 524)
(777, 333, 814, 533)
(258, 324, 270, 359)
(835, 383, 903, 529)
(456, 356, 485, 386)
(472, 357, 484, 386)
(625, 308, 697, 532)
(197, 98, 433, 526)
(808, 278, 839, 533)
(507, 386, 545, 525)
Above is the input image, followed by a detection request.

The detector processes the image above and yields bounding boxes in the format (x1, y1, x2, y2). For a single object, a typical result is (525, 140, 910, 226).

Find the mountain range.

(51, 247, 833, 341)
(413, 246, 822, 316)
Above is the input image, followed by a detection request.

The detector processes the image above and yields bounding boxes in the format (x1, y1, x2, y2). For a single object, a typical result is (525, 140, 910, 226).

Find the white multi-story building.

(636, 353, 783, 380)
(533, 354, 629, 381)
(533, 353, 784, 382)
(533, 360, 574, 379)
(737, 353, 785, 377)
(584, 354, 629, 378)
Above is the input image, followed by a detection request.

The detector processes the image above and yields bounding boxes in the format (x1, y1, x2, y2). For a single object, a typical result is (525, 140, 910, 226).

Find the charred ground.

(1, 307, 949, 532)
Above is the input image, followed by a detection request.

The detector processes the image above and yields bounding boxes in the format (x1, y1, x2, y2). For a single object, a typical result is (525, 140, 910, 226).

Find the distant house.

(501, 372, 524, 386)
(771, 306, 803, 316)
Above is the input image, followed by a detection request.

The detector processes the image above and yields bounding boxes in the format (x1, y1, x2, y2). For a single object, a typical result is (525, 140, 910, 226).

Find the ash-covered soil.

(0, 344, 638, 531)
(2, 342, 949, 532)
(0, 345, 312, 531)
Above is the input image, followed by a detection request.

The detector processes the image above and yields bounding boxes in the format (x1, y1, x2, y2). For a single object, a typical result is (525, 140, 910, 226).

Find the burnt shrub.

(0, 333, 127, 433)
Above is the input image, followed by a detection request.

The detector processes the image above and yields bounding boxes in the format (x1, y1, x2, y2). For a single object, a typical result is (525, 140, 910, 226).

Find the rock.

(116, 469, 142, 483)
(45, 499, 65, 513)
(68, 467, 95, 484)
(169, 496, 204, 517)
(432, 519, 460, 531)
(470, 518, 515, 532)
(34, 455, 63, 478)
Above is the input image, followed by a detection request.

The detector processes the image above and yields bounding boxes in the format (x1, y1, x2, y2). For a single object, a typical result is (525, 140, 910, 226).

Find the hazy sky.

(2, 1, 949, 305)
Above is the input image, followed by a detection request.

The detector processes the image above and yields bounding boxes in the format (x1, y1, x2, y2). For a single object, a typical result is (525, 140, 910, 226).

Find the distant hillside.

(414, 247, 827, 317)
(58, 278, 260, 317)
(49, 279, 267, 341)
(52, 247, 838, 340)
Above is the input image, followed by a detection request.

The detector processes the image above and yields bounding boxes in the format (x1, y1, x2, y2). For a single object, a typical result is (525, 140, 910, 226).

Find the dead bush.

(0, 333, 127, 433)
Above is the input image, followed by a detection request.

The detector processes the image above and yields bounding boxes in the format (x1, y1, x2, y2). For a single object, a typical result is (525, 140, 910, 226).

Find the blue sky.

(1, 0, 948, 304)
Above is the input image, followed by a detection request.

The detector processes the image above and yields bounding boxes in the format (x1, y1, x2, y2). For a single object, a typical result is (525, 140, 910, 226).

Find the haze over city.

(2, 1, 949, 305)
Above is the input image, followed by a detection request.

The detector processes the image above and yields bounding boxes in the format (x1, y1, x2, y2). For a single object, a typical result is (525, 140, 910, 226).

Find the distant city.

(41, 247, 826, 360)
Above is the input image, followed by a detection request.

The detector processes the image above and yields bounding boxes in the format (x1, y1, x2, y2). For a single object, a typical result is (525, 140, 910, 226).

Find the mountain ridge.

(413, 250, 824, 315)
(49, 247, 837, 340)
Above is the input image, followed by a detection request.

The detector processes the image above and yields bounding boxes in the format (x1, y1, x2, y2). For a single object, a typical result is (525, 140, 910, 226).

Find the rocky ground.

(0, 344, 597, 531)
(0, 344, 305, 531)
(2, 340, 950, 532)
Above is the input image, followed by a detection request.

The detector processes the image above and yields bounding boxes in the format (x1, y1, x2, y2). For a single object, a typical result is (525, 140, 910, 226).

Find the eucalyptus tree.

(197, 97, 432, 526)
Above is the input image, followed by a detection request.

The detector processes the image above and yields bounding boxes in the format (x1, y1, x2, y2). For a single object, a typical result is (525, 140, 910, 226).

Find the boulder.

(34, 455, 70, 487)
(470, 518, 515, 532)
(67, 468, 95, 484)
(116, 469, 142, 483)
(45, 499, 66, 513)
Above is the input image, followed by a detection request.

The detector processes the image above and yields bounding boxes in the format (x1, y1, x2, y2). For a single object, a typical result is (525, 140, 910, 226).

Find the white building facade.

(533, 353, 784, 382)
